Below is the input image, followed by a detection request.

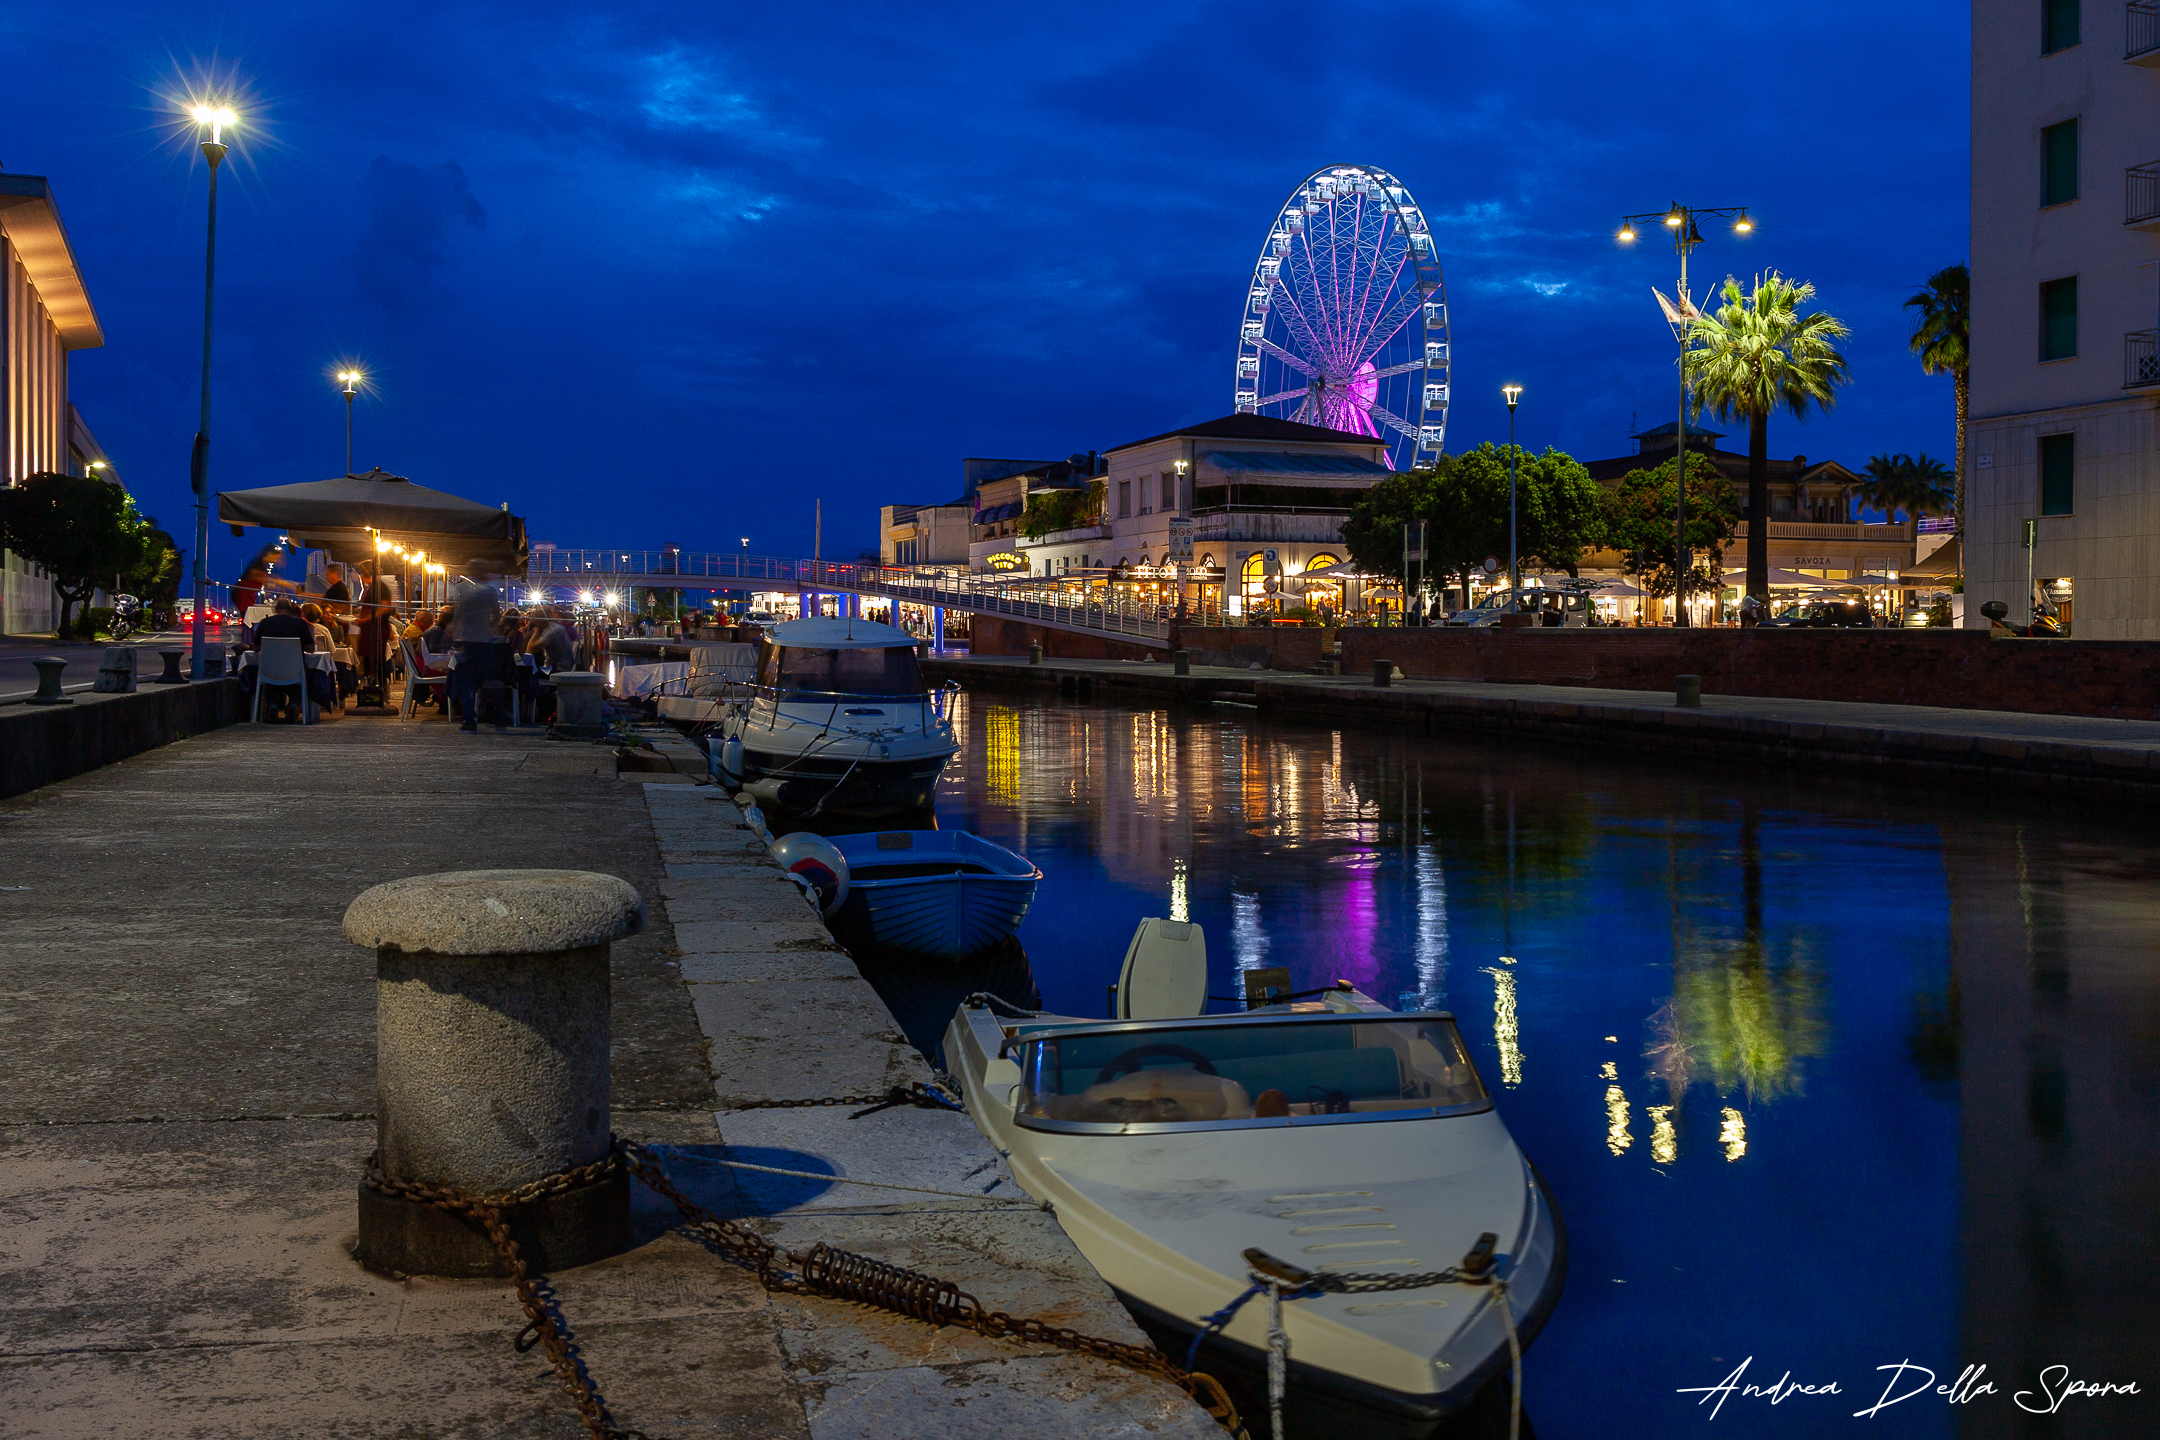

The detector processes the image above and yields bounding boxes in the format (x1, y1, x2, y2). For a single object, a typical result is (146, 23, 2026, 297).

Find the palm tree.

(1859, 452, 1955, 524)
(1904, 265, 1969, 544)
(1686, 272, 1853, 610)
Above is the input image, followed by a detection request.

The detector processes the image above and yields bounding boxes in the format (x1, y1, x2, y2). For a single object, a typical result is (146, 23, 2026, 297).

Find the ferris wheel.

(1234, 163, 1450, 470)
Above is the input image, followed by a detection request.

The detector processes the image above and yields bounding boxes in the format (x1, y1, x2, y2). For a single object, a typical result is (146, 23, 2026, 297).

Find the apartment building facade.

(1967, 0, 2160, 635)
(2, 171, 108, 635)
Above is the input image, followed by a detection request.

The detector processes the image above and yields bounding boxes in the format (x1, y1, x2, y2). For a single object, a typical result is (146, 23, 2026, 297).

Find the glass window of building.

(2041, 0, 2079, 54)
(1118, 481, 1131, 518)
(2041, 119, 2078, 206)
(2040, 433, 2075, 516)
(2040, 276, 2078, 360)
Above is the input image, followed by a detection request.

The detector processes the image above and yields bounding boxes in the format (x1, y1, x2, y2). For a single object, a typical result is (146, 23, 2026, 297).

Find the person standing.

(446, 576, 503, 733)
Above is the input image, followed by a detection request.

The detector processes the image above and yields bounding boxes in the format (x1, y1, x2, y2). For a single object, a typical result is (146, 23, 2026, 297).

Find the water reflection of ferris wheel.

(1234, 163, 1450, 471)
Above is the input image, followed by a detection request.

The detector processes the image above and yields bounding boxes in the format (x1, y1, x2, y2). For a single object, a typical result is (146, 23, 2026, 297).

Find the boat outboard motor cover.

(1117, 918, 1208, 1018)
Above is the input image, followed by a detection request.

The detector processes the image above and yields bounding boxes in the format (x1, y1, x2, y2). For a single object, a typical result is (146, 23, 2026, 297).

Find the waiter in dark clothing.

(355, 572, 397, 706)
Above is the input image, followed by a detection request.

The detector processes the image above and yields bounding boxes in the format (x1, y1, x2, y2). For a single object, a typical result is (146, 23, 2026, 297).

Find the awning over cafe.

(218, 468, 527, 575)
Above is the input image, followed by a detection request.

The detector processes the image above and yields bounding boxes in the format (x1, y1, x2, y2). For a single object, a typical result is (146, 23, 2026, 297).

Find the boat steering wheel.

(1096, 1043, 1218, 1084)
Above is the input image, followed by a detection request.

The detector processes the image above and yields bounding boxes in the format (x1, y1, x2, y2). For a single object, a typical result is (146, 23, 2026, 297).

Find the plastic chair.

(252, 636, 313, 724)
(399, 637, 448, 719)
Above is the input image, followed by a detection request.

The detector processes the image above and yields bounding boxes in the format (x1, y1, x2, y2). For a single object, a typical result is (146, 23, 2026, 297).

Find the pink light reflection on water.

(1315, 851, 1382, 991)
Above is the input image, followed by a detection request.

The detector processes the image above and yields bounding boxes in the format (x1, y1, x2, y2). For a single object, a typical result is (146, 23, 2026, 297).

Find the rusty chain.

(364, 1137, 1248, 1440)
(722, 1081, 963, 1119)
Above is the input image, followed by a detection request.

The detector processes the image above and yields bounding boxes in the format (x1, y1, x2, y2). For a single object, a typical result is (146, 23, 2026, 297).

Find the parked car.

(1761, 600, 1876, 628)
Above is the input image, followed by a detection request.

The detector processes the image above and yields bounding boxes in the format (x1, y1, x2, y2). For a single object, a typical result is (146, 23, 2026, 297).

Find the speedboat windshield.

(763, 644, 925, 697)
(1014, 1015, 1489, 1133)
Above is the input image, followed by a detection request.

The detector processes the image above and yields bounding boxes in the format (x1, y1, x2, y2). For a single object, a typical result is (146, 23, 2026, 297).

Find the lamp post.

(1502, 384, 1523, 608)
(187, 102, 237, 679)
(337, 369, 364, 475)
(1616, 202, 1752, 626)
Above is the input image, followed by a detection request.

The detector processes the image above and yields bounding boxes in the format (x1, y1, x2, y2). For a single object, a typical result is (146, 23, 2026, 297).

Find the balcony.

(2133, 2, 2160, 64)
(1190, 509, 1351, 544)
(2130, 162, 2160, 229)
(2128, 330, 2160, 388)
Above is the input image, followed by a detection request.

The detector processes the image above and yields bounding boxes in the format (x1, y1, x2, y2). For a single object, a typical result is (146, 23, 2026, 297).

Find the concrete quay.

(926, 654, 2160, 802)
(0, 717, 1214, 1439)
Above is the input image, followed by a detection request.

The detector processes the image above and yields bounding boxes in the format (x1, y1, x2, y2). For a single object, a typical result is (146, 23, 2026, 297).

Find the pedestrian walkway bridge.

(524, 549, 1202, 649)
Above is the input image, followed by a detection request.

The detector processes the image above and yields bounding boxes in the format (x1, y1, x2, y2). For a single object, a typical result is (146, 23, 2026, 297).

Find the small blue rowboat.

(827, 830, 1042, 960)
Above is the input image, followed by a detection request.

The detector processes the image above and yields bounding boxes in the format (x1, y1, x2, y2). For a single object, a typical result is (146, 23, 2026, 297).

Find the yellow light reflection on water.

(1170, 857, 1189, 923)
(1482, 965, 1522, 1087)
(1605, 1085, 1633, 1155)
(1720, 1107, 1747, 1162)
(985, 706, 1020, 800)
(1599, 1061, 1617, 1080)
(1647, 1104, 1677, 1164)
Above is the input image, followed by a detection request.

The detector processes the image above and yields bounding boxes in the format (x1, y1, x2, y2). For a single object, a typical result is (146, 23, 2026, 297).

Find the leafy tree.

(122, 519, 181, 612)
(1019, 480, 1105, 540)
(1858, 453, 1954, 524)
(0, 471, 164, 639)
(1341, 444, 1604, 609)
(1686, 272, 1851, 610)
(1601, 456, 1739, 601)
(1904, 263, 1969, 547)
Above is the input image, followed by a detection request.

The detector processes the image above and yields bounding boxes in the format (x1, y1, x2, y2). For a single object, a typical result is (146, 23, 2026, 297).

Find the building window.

(2041, 119, 2079, 206)
(1139, 476, 1152, 515)
(1161, 474, 1177, 512)
(2041, 0, 2079, 53)
(1118, 481, 1131, 518)
(2040, 433, 2075, 515)
(2040, 276, 2078, 360)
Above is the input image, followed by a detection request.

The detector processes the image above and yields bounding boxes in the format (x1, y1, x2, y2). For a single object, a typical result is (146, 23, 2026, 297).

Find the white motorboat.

(944, 925, 1566, 1438)
(710, 617, 960, 819)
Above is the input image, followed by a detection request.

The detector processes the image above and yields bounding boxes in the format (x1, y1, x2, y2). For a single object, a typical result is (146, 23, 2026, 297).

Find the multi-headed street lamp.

(1617, 202, 1752, 626)
(336, 369, 365, 475)
(1502, 384, 1523, 608)
(187, 101, 237, 677)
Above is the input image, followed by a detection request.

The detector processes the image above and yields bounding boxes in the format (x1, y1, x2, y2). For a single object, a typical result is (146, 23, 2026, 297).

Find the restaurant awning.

(218, 468, 527, 575)
(1901, 534, 1960, 581)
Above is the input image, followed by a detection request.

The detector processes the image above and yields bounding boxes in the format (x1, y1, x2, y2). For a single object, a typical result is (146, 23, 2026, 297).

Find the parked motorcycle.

(107, 594, 143, 641)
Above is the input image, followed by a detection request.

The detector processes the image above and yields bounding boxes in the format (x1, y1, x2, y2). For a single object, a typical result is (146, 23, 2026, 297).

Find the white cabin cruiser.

(712, 616, 960, 818)
(944, 947, 1565, 1438)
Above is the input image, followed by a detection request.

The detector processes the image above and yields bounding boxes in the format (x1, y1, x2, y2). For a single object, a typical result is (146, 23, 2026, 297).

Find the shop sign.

(986, 552, 1026, 571)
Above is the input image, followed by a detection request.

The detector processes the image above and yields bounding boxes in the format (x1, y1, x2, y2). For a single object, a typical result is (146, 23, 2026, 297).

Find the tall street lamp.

(1617, 201, 1751, 626)
(337, 369, 364, 475)
(187, 102, 237, 678)
(1502, 384, 1523, 608)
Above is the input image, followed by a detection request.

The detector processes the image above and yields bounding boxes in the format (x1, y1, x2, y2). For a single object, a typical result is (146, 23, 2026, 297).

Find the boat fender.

(719, 733, 745, 783)
(770, 831, 849, 915)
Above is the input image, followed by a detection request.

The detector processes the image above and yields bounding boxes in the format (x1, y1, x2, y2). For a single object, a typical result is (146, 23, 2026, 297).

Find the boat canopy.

(769, 616, 916, 650)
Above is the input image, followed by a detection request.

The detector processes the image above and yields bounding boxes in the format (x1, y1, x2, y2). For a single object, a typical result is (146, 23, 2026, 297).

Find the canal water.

(922, 690, 2156, 1440)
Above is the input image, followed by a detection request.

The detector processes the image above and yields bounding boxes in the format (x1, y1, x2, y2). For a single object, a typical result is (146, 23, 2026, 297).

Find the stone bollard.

(344, 869, 644, 1277)
(151, 649, 187, 684)
(93, 646, 138, 694)
(1372, 657, 1393, 688)
(551, 671, 606, 736)
(1028, 642, 1043, 665)
(27, 657, 71, 705)
(1675, 674, 1702, 708)
(196, 648, 226, 678)
(1172, 649, 1190, 676)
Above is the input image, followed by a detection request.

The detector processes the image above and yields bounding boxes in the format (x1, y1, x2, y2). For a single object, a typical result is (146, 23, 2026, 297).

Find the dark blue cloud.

(351, 158, 486, 317)
(0, 0, 1969, 576)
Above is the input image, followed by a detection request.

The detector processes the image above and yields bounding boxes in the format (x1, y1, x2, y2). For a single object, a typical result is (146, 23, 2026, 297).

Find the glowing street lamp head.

(1616, 222, 1637, 244)
(578, 589, 594, 604)
(189, 103, 238, 146)
(1663, 206, 1685, 229)
(337, 368, 364, 393)
(603, 591, 621, 608)
(1502, 384, 1523, 409)
(1732, 212, 1754, 234)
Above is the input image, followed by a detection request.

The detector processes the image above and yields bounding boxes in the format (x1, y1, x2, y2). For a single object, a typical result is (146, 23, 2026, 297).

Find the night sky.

(4, 1, 1968, 583)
